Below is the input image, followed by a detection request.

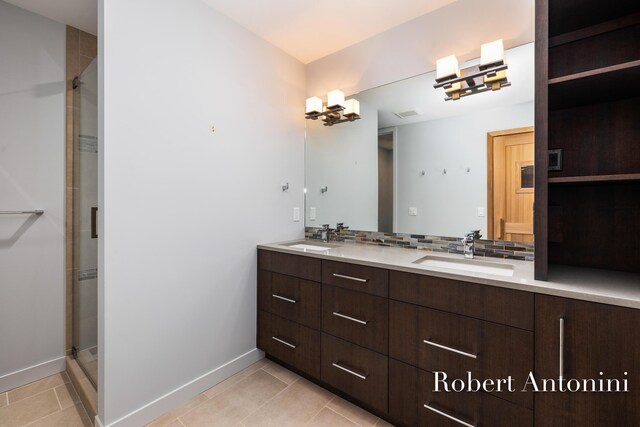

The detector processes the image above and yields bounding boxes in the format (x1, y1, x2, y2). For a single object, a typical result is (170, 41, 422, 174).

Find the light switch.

(408, 207, 418, 216)
(293, 207, 300, 222)
(477, 207, 485, 217)
(310, 207, 316, 220)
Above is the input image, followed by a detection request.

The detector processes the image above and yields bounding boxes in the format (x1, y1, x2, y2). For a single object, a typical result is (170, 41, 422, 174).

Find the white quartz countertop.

(258, 240, 640, 310)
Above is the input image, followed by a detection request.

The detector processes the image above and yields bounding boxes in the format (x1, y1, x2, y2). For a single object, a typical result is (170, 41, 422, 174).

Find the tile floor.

(0, 360, 395, 427)
(146, 359, 395, 427)
(0, 372, 92, 427)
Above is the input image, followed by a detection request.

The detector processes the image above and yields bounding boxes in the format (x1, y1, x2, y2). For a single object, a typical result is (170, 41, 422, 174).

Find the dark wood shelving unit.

(548, 60, 640, 109)
(549, 174, 640, 184)
(535, 0, 640, 280)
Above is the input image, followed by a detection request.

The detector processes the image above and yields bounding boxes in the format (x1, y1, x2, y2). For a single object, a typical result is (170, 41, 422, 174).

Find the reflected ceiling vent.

(393, 109, 422, 119)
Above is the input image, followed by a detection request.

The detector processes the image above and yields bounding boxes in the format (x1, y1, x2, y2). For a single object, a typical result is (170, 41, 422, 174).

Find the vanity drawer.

(390, 300, 533, 409)
(321, 333, 388, 413)
(258, 249, 321, 282)
(389, 270, 533, 330)
(389, 359, 533, 427)
(322, 285, 388, 354)
(257, 311, 320, 378)
(258, 270, 321, 329)
(322, 260, 388, 297)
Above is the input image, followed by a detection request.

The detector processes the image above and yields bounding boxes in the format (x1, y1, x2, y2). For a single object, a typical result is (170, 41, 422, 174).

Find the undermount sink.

(286, 242, 333, 251)
(413, 255, 514, 277)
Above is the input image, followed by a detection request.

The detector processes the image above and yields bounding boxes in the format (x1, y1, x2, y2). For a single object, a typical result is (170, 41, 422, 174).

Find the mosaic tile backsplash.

(305, 227, 534, 261)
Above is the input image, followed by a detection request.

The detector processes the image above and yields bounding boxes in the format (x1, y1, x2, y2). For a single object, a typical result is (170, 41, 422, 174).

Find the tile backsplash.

(305, 227, 534, 261)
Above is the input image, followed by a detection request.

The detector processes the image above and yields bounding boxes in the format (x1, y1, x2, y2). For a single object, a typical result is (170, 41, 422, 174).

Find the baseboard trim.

(0, 356, 66, 393)
(101, 348, 264, 427)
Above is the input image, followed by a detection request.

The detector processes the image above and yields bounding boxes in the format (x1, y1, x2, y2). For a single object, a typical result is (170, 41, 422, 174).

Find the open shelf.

(549, 13, 640, 47)
(549, 173, 640, 184)
(548, 60, 640, 109)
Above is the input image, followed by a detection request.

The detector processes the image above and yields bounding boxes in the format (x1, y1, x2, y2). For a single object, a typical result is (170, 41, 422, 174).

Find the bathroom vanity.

(257, 242, 640, 427)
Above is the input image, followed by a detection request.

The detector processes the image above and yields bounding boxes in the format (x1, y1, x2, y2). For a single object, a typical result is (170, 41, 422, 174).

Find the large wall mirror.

(305, 42, 534, 242)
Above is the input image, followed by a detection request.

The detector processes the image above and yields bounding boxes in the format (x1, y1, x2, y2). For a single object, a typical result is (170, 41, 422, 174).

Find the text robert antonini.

(434, 371, 629, 393)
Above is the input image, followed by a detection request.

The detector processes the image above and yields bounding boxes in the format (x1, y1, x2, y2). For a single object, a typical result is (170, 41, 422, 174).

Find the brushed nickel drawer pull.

(424, 339, 477, 359)
(331, 362, 368, 380)
(272, 294, 297, 304)
(424, 404, 475, 427)
(559, 317, 565, 378)
(272, 336, 296, 349)
(332, 273, 368, 283)
(332, 311, 369, 325)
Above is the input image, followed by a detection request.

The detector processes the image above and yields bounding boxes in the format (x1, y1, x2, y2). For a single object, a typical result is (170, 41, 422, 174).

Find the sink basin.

(286, 243, 333, 251)
(413, 255, 514, 277)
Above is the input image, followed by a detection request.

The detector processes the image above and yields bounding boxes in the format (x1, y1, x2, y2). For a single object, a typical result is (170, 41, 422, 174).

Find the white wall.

(305, 101, 378, 230)
(99, 0, 305, 425)
(0, 0, 66, 391)
(396, 102, 534, 237)
(306, 0, 534, 97)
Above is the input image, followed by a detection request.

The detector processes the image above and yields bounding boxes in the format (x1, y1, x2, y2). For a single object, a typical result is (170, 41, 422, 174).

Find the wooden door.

(535, 295, 640, 426)
(488, 127, 534, 242)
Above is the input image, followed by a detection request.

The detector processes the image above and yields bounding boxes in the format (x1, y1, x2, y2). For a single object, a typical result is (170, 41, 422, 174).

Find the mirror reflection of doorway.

(487, 127, 534, 243)
(378, 130, 394, 233)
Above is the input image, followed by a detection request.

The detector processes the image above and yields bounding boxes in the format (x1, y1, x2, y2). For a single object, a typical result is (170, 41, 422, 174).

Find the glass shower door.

(73, 58, 98, 387)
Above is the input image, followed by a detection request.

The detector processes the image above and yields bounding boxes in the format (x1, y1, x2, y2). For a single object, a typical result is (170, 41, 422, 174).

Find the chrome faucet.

(462, 230, 482, 259)
(320, 224, 333, 243)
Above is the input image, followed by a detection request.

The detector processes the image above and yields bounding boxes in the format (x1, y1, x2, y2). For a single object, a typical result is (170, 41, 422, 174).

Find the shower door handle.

(91, 207, 98, 239)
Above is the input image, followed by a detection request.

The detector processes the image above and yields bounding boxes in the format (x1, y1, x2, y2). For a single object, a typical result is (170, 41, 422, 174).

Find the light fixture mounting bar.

(433, 63, 508, 89)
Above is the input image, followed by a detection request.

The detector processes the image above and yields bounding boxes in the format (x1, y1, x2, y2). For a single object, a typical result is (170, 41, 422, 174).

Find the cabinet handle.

(424, 404, 475, 427)
(272, 294, 297, 304)
(424, 339, 477, 359)
(331, 362, 368, 380)
(271, 336, 296, 349)
(332, 311, 369, 325)
(559, 317, 565, 378)
(332, 273, 368, 283)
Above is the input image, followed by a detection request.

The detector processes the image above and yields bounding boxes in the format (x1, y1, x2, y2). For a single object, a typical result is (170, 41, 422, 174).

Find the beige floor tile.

(241, 378, 333, 427)
(327, 396, 380, 426)
(0, 390, 60, 427)
(180, 370, 286, 427)
(0, 393, 7, 408)
(146, 394, 208, 427)
(374, 418, 396, 426)
(7, 373, 68, 404)
(25, 403, 92, 427)
(203, 359, 269, 399)
(54, 382, 81, 410)
(306, 408, 359, 427)
(163, 420, 184, 427)
(261, 361, 300, 385)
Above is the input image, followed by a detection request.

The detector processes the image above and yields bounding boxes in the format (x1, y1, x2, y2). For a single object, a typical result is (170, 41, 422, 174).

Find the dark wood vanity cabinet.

(258, 249, 640, 427)
(389, 271, 535, 425)
(257, 251, 322, 379)
(535, 295, 640, 426)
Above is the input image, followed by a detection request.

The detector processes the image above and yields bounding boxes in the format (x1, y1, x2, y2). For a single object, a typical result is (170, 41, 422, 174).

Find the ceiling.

(4, 0, 97, 35)
(202, 0, 459, 64)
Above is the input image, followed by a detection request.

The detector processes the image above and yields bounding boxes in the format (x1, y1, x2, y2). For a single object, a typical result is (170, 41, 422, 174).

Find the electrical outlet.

(310, 207, 316, 220)
(477, 207, 485, 217)
(293, 207, 300, 222)
(408, 207, 418, 216)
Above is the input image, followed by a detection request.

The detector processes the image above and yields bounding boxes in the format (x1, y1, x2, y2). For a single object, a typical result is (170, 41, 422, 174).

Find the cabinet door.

(535, 295, 640, 426)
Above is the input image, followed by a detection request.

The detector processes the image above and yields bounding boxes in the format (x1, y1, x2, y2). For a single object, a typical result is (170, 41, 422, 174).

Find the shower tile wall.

(65, 26, 97, 354)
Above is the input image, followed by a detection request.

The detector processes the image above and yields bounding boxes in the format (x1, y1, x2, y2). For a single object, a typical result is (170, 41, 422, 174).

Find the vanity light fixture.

(305, 89, 361, 126)
(433, 39, 510, 101)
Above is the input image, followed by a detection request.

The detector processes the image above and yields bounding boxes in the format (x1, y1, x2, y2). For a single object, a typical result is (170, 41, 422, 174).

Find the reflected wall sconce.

(305, 89, 361, 126)
(433, 39, 510, 101)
